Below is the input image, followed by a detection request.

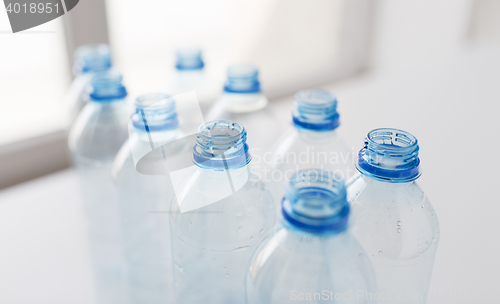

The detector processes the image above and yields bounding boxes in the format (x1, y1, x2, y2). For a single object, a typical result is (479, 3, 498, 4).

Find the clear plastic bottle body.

(246, 226, 375, 304)
(267, 89, 355, 207)
(207, 65, 282, 174)
(68, 72, 130, 304)
(246, 169, 376, 304)
(347, 176, 439, 303)
(347, 128, 440, 304)
(268, 127, 354, 205)
(170, 120, 276, 304)
(166, 48, 218, 114)
(112, 93, 191, 303)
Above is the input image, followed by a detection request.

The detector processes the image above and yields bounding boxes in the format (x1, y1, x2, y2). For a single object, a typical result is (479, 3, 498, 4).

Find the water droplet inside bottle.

(224, 267, 226, 271)
(238, 226, 243, 232)
(259, 229, 264, 234)
(397, 228, 402, 233)
(411, 208, 414, 212)
(388, 215, 391, 218)
(421, 205, 424, 208)
(250, 236, 254, 240)
(189, 221, 193, 226)
(225, 273, 229, 277)
(397, 221, 402, 226)
(358, 253, 364, 259)
(378, 251, 383, 255)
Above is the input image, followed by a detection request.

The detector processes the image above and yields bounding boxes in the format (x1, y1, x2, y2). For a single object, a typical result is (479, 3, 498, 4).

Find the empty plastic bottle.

(165, 47, 218, 115)
(68, 71, 130, 304)
(267, 89, 355, 207)
(112, 93, 191, 304)
(207, 64, 282, 177)
(347, 128, 440, 304)
(67, 44, 112, 123)
(170, 120, 276, 304)
(246, 169, 376, 304)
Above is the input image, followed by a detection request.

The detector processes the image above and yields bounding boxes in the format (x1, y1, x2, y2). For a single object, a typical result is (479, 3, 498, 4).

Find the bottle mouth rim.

(366, 128, 418, 153)
(135, 93, 174, 110)
(294, 89, 336, 107)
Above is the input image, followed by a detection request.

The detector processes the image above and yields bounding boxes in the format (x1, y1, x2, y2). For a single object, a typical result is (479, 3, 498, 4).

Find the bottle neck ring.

(223, 64, 261, 94)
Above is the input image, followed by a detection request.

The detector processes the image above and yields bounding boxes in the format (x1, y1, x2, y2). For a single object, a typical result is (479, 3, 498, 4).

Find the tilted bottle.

(267, 89, 355, 207)
(170, 120, 276, 304)
(207, 64, 282, 176)
(246, 169, 376, 304)
(67, 44, 112, 123)
(113, 93, 191, 303)
(347, 128, 440, 304)
(68, 71, 130, 304)
(165, 47, 218, 115)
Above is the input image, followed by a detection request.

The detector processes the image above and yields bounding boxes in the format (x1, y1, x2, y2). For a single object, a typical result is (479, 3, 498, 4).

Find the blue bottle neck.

(292, 89, 340, 132)
(223, 64, 261, 94)
(282, 169, 349, 235)
(356, 128, 421, 183)
(131, 93, 180, 133)
(74, 44, 112, 75)
(88, 71, 127, 103)
(175, 47, 204, 71)
(193, 120, 251, 170)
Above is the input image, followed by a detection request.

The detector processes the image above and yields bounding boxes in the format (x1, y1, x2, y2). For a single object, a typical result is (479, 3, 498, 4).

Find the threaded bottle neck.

(132, 93, 179, 132)
(88, 70, 127, 102)
(193, 120, 251, 170)
(223, 64, 261, 94)
(292, 89, 340, 131)
(356, 128, 421, 182)
(74, 44, 112, 74)
(175, 47, 204, 70)
(283, 169, 349, 234)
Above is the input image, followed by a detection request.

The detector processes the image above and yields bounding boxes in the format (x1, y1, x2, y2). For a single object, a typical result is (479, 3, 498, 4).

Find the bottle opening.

(176, 47, 204, 70)
(132, 93, 179, 132)
(292, 89, 340, 131)
(224, 64, 261, 93)
(89, 70, 127, 102)
(74, 44, 112, 74)
(282, 169, 349, 233)
(356, 128, 421, 182)
(193, 120, 251, 170)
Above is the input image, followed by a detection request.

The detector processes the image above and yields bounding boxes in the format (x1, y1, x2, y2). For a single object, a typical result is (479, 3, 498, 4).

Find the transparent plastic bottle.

(267, 89, 355, 207)
(246, 169, 376, 304)
(67, 44, 112, 123)
(170, 120, 276, 304)
(347, 128, 440, 304)
(68, 71, 130, 304)
(112, 93, 191, 303)
(165, 47, 218, 115)
(207, 64, 282, 176)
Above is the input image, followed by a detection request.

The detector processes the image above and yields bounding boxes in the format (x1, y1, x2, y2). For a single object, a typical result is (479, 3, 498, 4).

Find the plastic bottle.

(206, 64, 282, 177)
(165, 47, 218, 115)
(112, 93, 191, 303)
(246, 169, 376, 304)
(67, 44, 112, 123)
(267, 89, 355, 207)
(170, 120, 276, 304)
(347, 128, 440, 304)
(68, 71, 130, 304)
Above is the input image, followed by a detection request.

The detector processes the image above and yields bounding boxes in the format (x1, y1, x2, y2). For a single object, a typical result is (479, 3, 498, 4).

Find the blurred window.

(0, 13, 70, 146)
